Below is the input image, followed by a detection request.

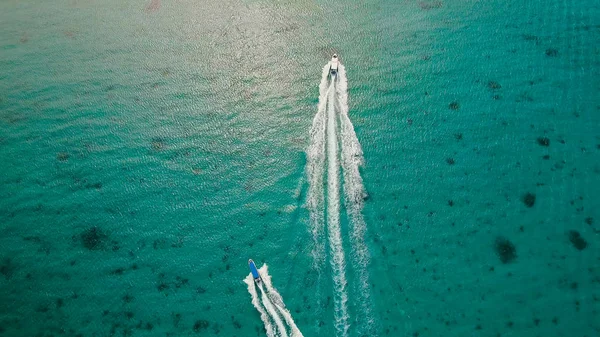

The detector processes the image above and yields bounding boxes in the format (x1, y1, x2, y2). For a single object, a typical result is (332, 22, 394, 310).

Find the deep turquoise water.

(1, 0, 599, 336)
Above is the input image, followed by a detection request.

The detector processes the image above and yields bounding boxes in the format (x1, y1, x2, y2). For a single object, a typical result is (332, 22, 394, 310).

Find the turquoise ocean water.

(1, 0, 599, 336)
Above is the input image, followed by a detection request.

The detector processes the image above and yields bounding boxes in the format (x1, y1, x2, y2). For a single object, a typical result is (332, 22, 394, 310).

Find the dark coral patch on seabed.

(568, 230, 587, 250)
(494, 236, 517, 263)
(0, 257, 17, 280)
(522, 192, 536, 207)
(77, 227, 108, 250)
(193, 319, 210, 332)
(537, 137, 550, 146)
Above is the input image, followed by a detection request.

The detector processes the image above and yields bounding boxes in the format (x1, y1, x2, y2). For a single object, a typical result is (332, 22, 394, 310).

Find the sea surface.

(1, 0, 599, 336)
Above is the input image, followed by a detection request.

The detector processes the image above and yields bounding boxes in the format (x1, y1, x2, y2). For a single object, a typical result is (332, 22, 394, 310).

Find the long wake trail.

(244, 264, 304, 337)
(259, 284, 288, 337)
(244, 274, 276, 337)
(305, 64, 331, 318)
(260, 265, 304, 337)
(326, 78, 350, 337)
(306, 64, 331, 269)
(306, 61, 375, 336)
(336, 64, 376, 334)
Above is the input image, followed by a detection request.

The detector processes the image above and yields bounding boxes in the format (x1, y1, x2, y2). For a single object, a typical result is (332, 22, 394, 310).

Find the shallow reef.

(545, 48, 559, 57)
(494, 236, 517, 264)
(193, 319, 210, 332)
(537, 137, 550, 146)
(0, 257, 16, 280)
(77, 226, 108, 250)
(522, 192, 536, 207)
(568, 230, 587, 250)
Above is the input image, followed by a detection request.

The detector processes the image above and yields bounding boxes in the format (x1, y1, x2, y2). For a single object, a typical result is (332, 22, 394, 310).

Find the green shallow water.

(1, 0, 599, 336)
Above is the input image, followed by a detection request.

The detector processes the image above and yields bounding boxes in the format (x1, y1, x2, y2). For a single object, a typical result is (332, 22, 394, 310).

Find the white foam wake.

(326, 78, 350, 337)
(260, 265, 304, 337)
(337, 64, 375, 333)
(259, 283, 288, 337)
(245, 264, 305, 337)
(244, 274, 276, 337)
(306, 64, 332, 269)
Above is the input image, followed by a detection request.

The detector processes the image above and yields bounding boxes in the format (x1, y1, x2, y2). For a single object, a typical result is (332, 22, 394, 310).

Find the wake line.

(306, 64, 332, 316)
(259, 284, 288, 337)
(336, 64, 375, 334)
(306, 64, 331, 270)
(326, 78, 350, 337)
(244, 264, 303, 337)
(243, 274, 276, 337)
(306, 60, 376, 336)
(260, 265, 304, 337)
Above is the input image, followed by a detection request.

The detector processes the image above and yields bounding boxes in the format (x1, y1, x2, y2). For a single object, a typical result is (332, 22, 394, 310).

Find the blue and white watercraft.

(248, 259, 262, 284)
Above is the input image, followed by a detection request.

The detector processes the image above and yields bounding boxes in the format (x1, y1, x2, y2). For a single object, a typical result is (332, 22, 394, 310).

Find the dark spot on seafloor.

(585, 217, 594, 225)
(139, 322, 153, 331)
(568, 230, 587, 250)
(56, 152, 70, 162)
(85, 182, 102, 190)
(151, 137, 166, 151)
(494, 236, 517, 264)
(448, 101, 460, 110)
(546, 48, 559, 57)
(446, 158, 455, 165)
(36, 303, 50, 313)
(212, 322, 223, 334)
(123, 294, 134, 303)
(448, 200, 454, 207)
(522, 34, 539, 42)
(157, 282, 169, 292)
(78, 226, 108, 250)
(193, 320, 210, 332)
(196, 286, 207, 294)
(172, 312, 182, 327)
(552, 317, 559, 325)
(175, 276, 189, 288)
(506, 321, 514, 328)
(537, 137, 550, 146)
(419, 1, 443, 10)
(454, 133, 463, 140)
(534, 318, 540, 326)
(231, 316, 242, 329)
(543, 155, 550, 160)
(0, 257, 17, 280)
(522, 192, 536, 208)
(56, 298, 64, 308)
(487, 81, 501, 90)
(570, 282, 578, 290)
(475, 324, 482, 330)
(124, 311, 134, 319)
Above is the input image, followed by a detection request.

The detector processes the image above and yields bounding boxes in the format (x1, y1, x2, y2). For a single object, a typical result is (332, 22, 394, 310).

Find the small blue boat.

(248, 259, 262, 284)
